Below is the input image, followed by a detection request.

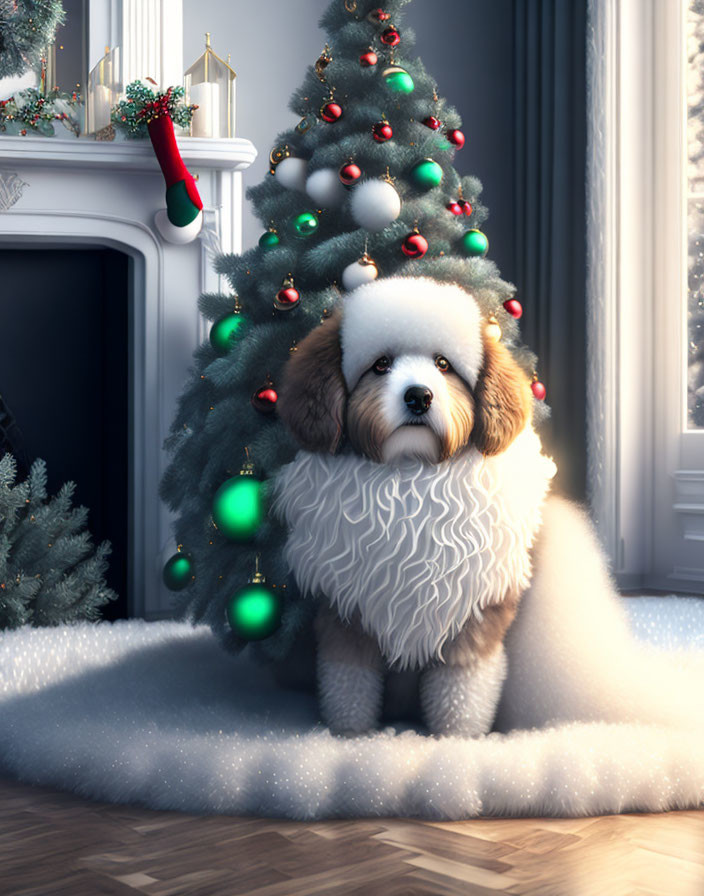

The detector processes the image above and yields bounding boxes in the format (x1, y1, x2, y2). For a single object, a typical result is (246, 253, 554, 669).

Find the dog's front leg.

(420, 645, 507, 737)
(419, 603, 516, 737)
(314, 604, 384, 735)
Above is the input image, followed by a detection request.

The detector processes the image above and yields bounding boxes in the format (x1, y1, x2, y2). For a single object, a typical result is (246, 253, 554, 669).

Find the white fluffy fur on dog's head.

(278, 276, 532, 464)
(340, 278, 484, 391)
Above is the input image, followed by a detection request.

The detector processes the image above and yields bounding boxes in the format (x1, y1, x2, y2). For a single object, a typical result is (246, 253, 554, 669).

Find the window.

(587, 0, 704, 594)
(688, 2, 704, 430)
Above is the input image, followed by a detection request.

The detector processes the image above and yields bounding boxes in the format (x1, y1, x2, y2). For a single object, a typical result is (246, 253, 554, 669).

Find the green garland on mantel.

(0, 81, 196, 140)
(0, 87, 81, 136)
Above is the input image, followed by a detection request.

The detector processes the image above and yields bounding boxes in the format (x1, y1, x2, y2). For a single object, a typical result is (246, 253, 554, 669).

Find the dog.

(271, 275, 561, 736)
(272, 276, 692, 739)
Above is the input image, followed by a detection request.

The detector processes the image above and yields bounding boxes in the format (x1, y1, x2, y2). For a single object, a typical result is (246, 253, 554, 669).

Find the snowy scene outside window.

(688, 0, 704, 428)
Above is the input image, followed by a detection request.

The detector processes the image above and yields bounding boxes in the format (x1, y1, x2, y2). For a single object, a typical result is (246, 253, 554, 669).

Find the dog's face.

(278, 282, 532, 464)
(345, 350, 475, 464)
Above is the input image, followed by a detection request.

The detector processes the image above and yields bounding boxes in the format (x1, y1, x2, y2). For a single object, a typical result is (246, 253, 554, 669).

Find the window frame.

(587, 0, 704, 593)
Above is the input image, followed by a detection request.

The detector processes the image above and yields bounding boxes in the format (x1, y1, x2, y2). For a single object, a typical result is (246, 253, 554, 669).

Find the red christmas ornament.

(422, 116, 442, 131)
(402, 231, 429, 259)
(372, 120, 393, 142)
(531, 379, 547, 401)
(503, 299, 523, 319)
(339, 162, 362, 185)
(380, 26, 401, 47)
(447, 200, 463, 216)
(447, 128, 465, 148)
(275, 285, 301, 311)
(275, 274, 301, 312)
(320, 102, 343, 123)
(252, 383, 278, 415)
(460, 199, 473, 216)
(360, 50, 378, 67)
(368, 8, 391, 22)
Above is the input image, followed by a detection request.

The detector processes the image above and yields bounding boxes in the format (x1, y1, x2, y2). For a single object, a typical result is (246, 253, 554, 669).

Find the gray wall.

(183, 0, 516, 279)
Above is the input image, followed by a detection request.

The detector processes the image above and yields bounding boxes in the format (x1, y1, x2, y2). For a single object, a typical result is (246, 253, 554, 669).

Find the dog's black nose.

(404, 385, 433, 415)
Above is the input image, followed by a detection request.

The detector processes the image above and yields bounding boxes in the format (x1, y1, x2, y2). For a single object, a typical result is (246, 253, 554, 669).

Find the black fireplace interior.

(0, 248, 130, 619)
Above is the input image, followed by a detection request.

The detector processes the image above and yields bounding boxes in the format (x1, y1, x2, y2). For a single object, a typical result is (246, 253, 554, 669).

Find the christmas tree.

(0, 453, 116, 629)
(160, 0, 547, 662)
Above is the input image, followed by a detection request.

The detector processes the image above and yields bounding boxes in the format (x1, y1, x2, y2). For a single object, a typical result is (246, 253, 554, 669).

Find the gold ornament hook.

(344, 0, 358, 11)
(315, 45, 333, 82)
(251, 553, 266, 584)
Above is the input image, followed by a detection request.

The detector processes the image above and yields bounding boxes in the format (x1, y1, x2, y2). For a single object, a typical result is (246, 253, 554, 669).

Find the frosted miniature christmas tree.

(0, 453, 116, 629)
(160, 0, 547, 661)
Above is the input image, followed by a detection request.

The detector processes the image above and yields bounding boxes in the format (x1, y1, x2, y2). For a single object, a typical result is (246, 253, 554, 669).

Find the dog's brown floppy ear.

(278, 310, 346, 454)
(471, 334, 532, 456)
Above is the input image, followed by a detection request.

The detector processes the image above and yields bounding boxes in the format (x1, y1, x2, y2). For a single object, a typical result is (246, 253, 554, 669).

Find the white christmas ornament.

(342, 255, 379, 291)
(306, 168, 346, 208)
(275, 156, 308, 192)
(350, 179, 401, 231)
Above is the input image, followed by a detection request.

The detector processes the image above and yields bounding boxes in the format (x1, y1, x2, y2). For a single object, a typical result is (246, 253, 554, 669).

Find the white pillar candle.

(91, 84, 112, 132)
(189, 82, 220, 138)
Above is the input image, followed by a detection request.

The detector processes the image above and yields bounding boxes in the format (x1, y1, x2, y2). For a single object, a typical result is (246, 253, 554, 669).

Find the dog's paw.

(327, 723, 376, 738)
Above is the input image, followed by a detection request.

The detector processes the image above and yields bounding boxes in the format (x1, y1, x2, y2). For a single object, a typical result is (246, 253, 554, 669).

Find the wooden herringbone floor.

(1, 776, 703, 896)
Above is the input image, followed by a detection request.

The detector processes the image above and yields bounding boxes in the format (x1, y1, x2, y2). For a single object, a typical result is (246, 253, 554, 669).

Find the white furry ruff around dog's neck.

(273, 428, 557, 669)
(340, 277, 483, 390)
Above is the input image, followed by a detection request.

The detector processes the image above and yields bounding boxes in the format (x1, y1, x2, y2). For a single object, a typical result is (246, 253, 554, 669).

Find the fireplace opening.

(0, 247, 130, 620)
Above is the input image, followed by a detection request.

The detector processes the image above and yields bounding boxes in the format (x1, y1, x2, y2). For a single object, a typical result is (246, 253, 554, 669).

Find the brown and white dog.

(273, 276, 558, 736)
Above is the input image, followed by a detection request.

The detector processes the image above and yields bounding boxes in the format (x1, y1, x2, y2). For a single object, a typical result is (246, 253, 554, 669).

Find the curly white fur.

(273, 427, 557, 669)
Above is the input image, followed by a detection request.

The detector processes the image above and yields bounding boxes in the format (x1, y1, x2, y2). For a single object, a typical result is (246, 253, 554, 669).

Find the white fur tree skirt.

(1, 597, 703, 820)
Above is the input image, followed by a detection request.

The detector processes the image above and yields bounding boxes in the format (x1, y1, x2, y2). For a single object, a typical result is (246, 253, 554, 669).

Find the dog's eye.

(373, 356, 391, 375)
(435, 356, 451, 373)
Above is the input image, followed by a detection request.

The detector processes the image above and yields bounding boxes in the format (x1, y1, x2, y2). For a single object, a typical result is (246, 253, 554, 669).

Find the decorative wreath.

(0, 0, 65, 80)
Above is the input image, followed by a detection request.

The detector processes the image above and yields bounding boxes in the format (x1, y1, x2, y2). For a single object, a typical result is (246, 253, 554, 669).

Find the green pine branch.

(0, 1, 65, 80)
(0, 454, 116, 630)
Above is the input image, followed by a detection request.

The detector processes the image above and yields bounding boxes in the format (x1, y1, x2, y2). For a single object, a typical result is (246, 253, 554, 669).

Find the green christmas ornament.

(226, 557, 282, 641)
(410, 159, 444, 190)
(162, 550, 193, 591)
(259, 230, 281, 249)
(291, 211, 319, 238)
(210, 303, 247, 355)
(212, 457, 265, 541)
(462, 229, 489, 257)
(165, 180, 201, 227)
(383, 66, 415, 94)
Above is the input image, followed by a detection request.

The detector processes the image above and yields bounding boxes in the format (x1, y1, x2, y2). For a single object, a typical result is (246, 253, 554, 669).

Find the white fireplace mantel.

(0, 135, 257, 172)
(0, 0, 258, 618)
(0, 132, 257, 618)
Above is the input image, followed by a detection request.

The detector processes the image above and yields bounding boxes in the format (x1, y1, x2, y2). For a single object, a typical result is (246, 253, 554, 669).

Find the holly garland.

(0, 86, 81, 136)
(111, 81, 196, 139)
(111, 82, 203, 240)
(0, 0, 65, 80)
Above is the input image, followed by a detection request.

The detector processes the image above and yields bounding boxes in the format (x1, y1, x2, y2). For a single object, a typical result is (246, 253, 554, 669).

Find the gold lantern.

(184, 33, 236, 139)
(85, 46, 122, 135)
